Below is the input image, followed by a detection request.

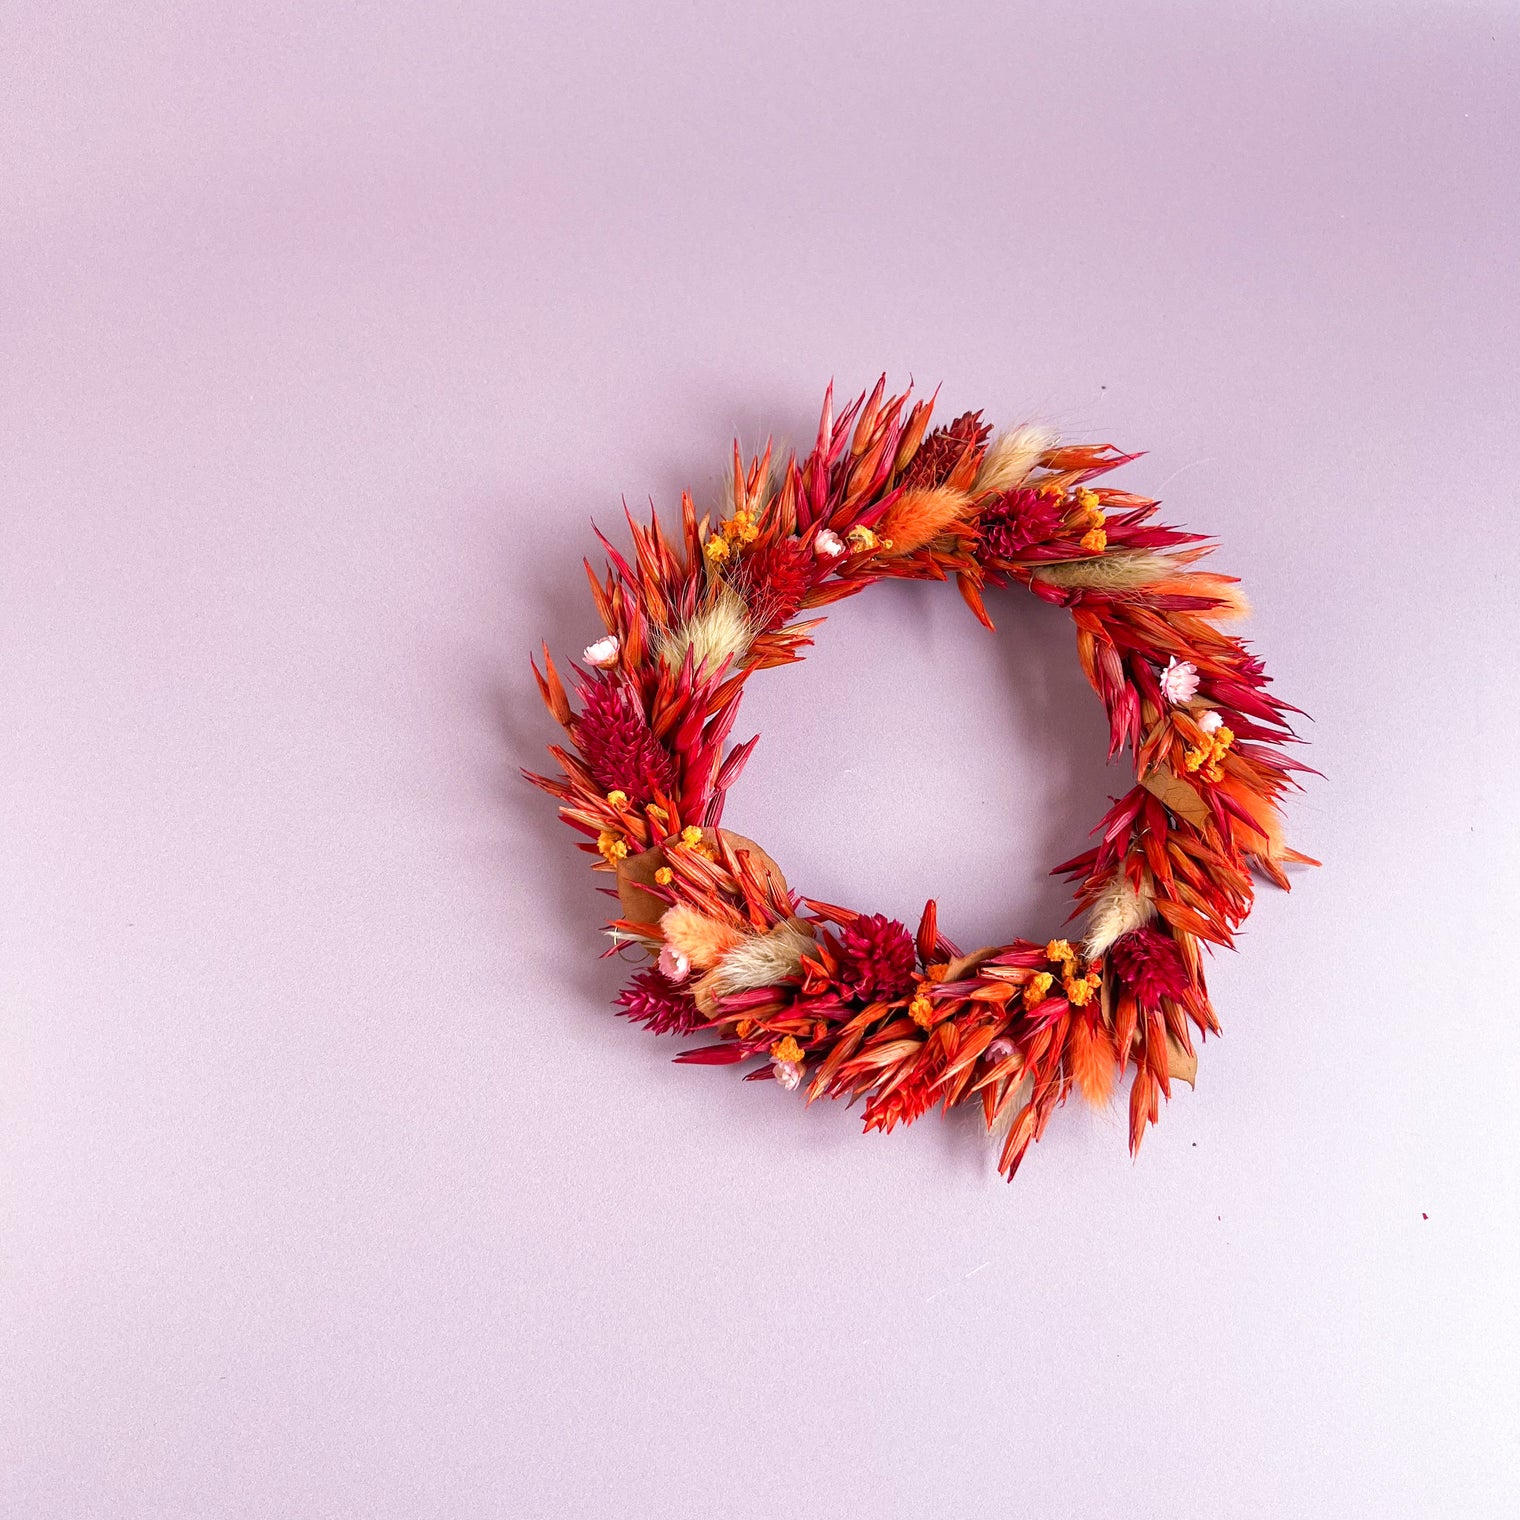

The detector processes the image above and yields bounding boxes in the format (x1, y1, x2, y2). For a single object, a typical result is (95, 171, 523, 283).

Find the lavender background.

(4, 3, 1518, 1516)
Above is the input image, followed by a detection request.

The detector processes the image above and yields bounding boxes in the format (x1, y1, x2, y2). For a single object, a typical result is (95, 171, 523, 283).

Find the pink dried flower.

(1161, 657, 1200, 704)
(772, 1057, 803, 1090)
(658, 944, 690, 982)
(814, 528, 845, 559)
(615, 967, 703, 1035)
(583, 634, 620, 668)
(1198, 709, 1223, 735)
(836, 913, 917, 1002)
(1108, 927, 1191, 1009)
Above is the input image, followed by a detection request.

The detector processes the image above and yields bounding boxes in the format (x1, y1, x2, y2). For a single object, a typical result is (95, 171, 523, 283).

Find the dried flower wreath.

(527, 380, 1314, 1177)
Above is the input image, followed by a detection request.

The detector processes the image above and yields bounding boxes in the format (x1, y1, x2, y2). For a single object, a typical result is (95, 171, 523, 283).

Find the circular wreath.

(527, 380, 1314, 1177)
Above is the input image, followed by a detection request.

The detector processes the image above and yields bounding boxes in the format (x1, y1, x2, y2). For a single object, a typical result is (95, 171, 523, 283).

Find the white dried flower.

(583, 634, 620, 668)
(658, 945, 690, 983)
(1160, 657, 1200, 704)
(1198, 709, 1224, 735)
(771, 1058, 802, 1091)
(813, 528, 845, 559)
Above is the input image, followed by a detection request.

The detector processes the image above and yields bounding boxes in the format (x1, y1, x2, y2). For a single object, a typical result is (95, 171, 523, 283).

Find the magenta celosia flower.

(1108, 927, 1191, 1008)
(575, 678, 677, 803)
(836, 913, 918, 1002)
(900, 411, 991, 489)
(976, 487, 1066, 560)
(615, 967, 702, 1035)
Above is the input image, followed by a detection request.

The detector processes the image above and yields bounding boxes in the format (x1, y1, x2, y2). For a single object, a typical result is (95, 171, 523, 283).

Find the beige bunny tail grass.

(974, 425, 1057, 496)
(701, 919, 817, 1000)
(1083, 877, 1156, 960)
(1032, 550, 1179, 591)
(657, 585, 753, 674)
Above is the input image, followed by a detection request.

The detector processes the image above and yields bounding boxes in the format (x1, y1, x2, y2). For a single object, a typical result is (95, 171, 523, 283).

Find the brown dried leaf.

(1166, 1036, 1198, 1088)
(940, 945, 999, 983)
(616, 829, 789, 932)
(1141, 766, 1211, 827)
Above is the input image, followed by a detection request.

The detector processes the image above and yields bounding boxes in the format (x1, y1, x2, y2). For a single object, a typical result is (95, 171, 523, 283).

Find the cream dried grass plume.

(1083, 876, 1156, 960)
(973, 424, 1056, 496)
(1031, 550, 1178, 591)
(698, 918, 817, 1004)
(1035, 554, 1252, 619)
(657, 585, 753, 674)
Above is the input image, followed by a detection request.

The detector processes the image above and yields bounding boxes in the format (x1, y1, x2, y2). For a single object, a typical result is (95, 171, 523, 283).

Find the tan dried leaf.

(1167, 1037, 1198, 1088)
(616, 829, 788, 931)
(1141, 767, 1211, 827)
(940, 945, 999, 982)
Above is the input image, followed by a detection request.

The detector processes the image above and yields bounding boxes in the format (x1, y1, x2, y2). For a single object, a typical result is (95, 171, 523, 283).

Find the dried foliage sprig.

(526, 380, 1315, 1179)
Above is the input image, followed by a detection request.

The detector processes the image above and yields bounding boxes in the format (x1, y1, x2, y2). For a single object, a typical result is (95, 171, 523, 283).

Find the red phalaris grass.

(573, 674, 677, 804)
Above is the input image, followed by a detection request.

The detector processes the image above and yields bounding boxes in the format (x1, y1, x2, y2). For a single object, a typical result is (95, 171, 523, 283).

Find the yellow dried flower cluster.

(596, 831, 628, 863)
(1065, 971, 1103, 1006)
(1043, 938, 1101, 1004)
(1045, 938, 1077, 970)
(771, 1035, 804, 1064)
(1024, 970, 1055, 1007)
(674, 822, 716, 860)
(705, 506, 761, 563)
(846, 524, 892, 552)
(908, 984, 935, 1029)
(1185, 726, 1236, 783)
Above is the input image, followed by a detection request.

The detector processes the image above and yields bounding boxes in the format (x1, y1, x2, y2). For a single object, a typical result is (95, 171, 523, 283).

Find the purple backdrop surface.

(3, 3, 1518, 1516)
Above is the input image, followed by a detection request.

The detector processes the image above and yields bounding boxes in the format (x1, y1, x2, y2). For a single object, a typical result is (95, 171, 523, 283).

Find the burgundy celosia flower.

(1108, 927, 1191, 1008)
(615, 967, 703, 1035)
(836, 913, 918, 1002)
(736, 537, 815, 631)
(575, 678, 677, 803)
(976, 487, 1066, 561)
(899, 411, 991, 489)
